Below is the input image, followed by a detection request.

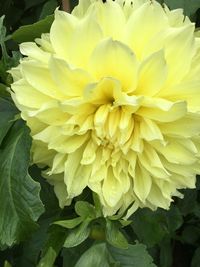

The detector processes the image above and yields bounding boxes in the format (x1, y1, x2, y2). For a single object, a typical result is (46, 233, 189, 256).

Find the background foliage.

(1, 0, 200, 267)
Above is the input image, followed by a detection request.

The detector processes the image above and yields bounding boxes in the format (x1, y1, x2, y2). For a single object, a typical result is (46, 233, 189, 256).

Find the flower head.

(10, 0, 200, 217)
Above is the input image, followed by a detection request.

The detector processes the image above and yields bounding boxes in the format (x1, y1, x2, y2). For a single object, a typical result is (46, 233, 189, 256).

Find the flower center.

(92, 102, 137, 155)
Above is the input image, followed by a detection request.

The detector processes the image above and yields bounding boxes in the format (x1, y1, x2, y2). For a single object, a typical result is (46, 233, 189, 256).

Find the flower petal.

(135, 50, 167, 96)
(50, 10, 78, 59)
(89, 38, 138, 91)
(49, 56, 92, 97)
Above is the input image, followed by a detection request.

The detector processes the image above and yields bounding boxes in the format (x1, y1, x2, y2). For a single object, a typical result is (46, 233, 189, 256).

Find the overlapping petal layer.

(10, 0, 200, 217)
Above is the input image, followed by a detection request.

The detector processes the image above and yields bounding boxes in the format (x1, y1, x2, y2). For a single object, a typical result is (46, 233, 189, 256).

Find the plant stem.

(62, 0, 70, 12)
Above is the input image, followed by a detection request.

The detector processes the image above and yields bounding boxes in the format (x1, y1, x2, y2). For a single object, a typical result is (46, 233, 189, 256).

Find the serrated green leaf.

(75, 201, 96, 219)
(64, 219, 91, 248)
(12, 15, 54, 43)
(0, 120, 44, 248)
(75, 243, 111, 267)
(106, 220, 128, 249)
(108, 243, 157, 267)
(29, 165, 60, 216)
(0, 97, 18, 145)
(54, 217, 83, 229)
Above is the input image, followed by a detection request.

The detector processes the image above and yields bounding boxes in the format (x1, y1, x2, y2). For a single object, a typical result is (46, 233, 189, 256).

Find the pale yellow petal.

(50, 10, 78, 59)
(66, 15, 103, 67)
(21, 61, 64, 99)
(89, 38, 138, 91)
(49, 56, 92, 97)
(134, 163, 152, 203)
(48, 133, 90, 154)
(159, 80, 200, 112)
(159, 113, 200, 137)
(20, 42, 50, 63)
(140, 117, 163, 141)
(147, 183, 170, 209)
(137, 100, 187, 122)
(11, 79, 53, 109)
(135, 50, 167, 96)
(102, 167, 123, 207)
(124, 1, 168, 58)
(152, 138, 197, 165)
(89, 0, 126, 39)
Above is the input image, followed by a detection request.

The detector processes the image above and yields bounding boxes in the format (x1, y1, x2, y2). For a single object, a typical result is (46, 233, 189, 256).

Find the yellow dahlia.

(10, 0, 200, 217)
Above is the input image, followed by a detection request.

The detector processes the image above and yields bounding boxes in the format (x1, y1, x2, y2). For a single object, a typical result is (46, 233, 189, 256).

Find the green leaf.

(38, 247, 57, 267)
(64, 219, 91, 248)
(159, 238, 173, 267)
(39, 0, 58, 20)
(25, 0, 46, 10)
(0, 97, 18, 145)
(62, 237, 93, 267)
(191, 247, 200, 267)
(0, 16, 21, 83)
(119, 220, 132, 227)
(105, 220, 128, 249)
(12, 15, 54, 43)
(164, 0, 200, 17)
(0, 16, 13, 72)
(0, 83, 9, 96)
(92, 192, 103, 217)
(131, 206, 182, 247)
(181, 225, 200, 244)
(131, 209, 168, 247)
(177, 189, 198, 216)
(29, 165, 60, 217)
(38, 226, 67, 267)
(108, 243, 157, 267)
(164, 206, 183, 233)
(0, 120, 44, 248)
(15, 216, 58, 267)
(54, 217, 83, 229)
(75, 201, 96, 219)
(75, 243, 111, 267)
(4, 261, 12, 267)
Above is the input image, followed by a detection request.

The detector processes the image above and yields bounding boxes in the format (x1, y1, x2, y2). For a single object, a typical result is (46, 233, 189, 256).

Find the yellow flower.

(10, 0, 200, 217)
